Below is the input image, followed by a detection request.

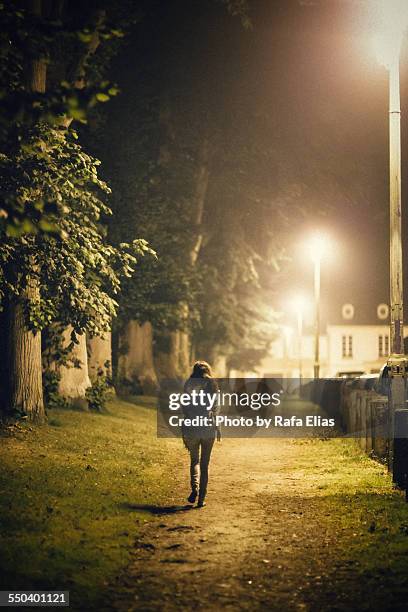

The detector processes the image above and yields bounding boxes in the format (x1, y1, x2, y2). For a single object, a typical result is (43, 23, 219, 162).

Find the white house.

(249, 302, 393, 379)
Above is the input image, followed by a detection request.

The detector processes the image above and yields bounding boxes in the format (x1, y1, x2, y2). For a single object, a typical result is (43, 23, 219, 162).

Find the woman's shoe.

(187, 490, 198, 504)
(197, 499, 206, 508)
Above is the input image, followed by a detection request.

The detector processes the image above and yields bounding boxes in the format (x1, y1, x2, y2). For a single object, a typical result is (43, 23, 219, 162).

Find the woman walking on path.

(182, 361, 221, 508)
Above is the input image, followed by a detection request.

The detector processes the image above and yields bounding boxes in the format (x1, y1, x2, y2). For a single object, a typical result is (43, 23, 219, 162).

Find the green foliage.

(0, 0, 125, 236)
(42, 370, 68, 410)
(85, 365, 114, 412)
(194, 229, 277, 366)
(220, 0, 252, 28)
(0, 122, 153, 337)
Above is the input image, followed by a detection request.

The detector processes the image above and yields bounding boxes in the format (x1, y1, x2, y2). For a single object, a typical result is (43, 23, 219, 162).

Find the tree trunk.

(212, 354, 227, 377)
(8, 284, 44, 421)
(190, 136, 210, 265)
(87, 332, 112, 382)
(58, 328, 91, 409)
(156, 112, 211, 377)
(117, 321, 158, 395)
(155, 137, 210, 378)
(154, 328, 191, 381)
(6, 0, 46, 421)
(178, 330, 191, 375)
(0, 310, 7, 415)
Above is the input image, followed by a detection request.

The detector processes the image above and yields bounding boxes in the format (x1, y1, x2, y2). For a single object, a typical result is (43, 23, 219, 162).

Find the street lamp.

(371, 0, 408, 479)
(372, 0, 408, 360)
(308, 234, 327, 379)
(374, 0, 408, 356)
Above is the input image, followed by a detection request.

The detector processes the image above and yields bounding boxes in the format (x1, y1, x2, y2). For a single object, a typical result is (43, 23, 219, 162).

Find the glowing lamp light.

(282, 325, 293, 341)
(291, 295, 309, 315)
(308, 234, 328, 263)
(371, 0, 408, 68)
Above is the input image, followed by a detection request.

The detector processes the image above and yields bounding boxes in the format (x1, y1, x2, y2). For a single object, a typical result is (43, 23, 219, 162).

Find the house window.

(379, 335, 390, 357)
(342, 335, 353, 358)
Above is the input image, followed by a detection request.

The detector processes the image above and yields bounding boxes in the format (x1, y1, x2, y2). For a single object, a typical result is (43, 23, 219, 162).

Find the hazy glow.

(282, 325, 293, 341)
(371, 0, 408, 68)
(290, 295, 309, 315)
(308, 234, 328, 263)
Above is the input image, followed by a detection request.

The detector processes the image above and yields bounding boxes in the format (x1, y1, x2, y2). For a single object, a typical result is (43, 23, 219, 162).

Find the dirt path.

(108, 437, 402, 612)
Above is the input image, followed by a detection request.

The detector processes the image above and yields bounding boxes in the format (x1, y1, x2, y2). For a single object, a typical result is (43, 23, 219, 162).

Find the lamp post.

(292, 296, 307, 381)
(385, 8, 408, 483)
(313, 254, 321, 379)
(372, 0, 408, 480)
(388, 35, 404, 358)
(297, 305, 303, 381)
(372, 1, 407, 364)
(282, 325, 293, 360)
(309, 236, 326, 379)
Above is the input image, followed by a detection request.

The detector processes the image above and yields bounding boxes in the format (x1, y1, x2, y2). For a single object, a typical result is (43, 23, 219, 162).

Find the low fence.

(339, 384, 389, 463)
(301, 378, 403, 486)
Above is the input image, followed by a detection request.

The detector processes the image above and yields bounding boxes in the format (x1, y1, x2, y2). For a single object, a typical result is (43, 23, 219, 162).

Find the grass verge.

(287, 438, 408, 609)
(0, 399, 181, 611)
(2, 403, 408, 611)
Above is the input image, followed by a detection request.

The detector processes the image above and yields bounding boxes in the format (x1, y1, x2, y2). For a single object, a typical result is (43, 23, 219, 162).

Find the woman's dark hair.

(191, 360, 213, 378)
